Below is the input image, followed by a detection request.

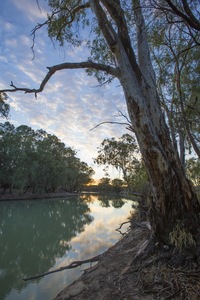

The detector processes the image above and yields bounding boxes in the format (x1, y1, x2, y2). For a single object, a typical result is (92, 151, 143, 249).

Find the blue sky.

(0, 0, 129, 180)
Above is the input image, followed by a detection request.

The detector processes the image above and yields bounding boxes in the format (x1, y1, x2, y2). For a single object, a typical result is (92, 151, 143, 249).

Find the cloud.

(12, 0, 50, 23)
(0, 56, 7, 63)
(0, 0, 130, 180)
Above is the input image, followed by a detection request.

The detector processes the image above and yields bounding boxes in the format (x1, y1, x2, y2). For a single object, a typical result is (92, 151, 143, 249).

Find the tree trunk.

(94, 0, 200, 251)
(91, 0, 200, 253)
(119, 65, 200, 246)
(179, 130, 186, 168)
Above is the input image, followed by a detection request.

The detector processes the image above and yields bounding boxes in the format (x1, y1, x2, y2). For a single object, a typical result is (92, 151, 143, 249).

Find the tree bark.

(93, 0, 200, 249)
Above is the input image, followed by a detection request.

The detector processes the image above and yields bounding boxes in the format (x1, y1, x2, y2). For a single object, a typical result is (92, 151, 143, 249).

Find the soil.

(53, 223, 200, 300)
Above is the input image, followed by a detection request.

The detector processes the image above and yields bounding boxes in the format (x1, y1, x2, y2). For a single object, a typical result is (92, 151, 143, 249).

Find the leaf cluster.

(0, 93, 10, 119)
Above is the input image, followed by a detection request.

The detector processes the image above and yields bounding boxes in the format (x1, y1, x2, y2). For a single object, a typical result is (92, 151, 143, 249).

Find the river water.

(0, 194, 135, 300)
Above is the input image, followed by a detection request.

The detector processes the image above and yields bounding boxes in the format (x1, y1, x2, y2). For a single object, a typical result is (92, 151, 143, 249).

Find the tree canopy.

(95, 134, 147, 191)
(0, 93, 10, 119)
(0, 122, 94, 194)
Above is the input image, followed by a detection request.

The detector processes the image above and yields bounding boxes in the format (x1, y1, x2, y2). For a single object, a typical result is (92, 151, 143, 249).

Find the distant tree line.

(0, 122, 94, 194)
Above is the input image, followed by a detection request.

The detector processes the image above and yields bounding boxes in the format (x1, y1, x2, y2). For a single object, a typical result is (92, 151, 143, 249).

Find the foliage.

(169, 220, 196, 250)
(186, 158, 200, 186)
(148, 0, 200, 162)
(127, 160, 148, 192)
(97, 177, 111, 191)
(95, 134, 147, 191)
(111, 178, 124, 194)
(0, 122, 94, 194)
(0, 93, 10, 119)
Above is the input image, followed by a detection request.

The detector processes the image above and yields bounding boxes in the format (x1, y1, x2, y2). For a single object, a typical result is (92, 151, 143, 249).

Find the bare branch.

(0, 62, 120, 96)
(165, 0, 200, 31)
(116, 108, 131, 124)
(23, 253, 102, 281)
(90, 121, 133, 131)
(116, 221, 131, 235)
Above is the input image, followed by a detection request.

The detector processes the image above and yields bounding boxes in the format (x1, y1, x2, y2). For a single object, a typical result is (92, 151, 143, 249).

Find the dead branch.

(0, 62, 120, 97)
(23, 253, 102, 281)
(116, 221, 131, 235)
(90, 108, 134, 132)
(90, 121, 131, 131)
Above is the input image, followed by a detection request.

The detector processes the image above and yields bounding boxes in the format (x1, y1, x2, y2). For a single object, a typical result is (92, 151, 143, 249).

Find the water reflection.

(0, 195, 134, 300)
(82, 194, 127, 208)
(0, 197, 92, 299)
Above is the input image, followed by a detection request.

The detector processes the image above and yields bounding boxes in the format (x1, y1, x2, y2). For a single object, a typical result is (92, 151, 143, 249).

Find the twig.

(116, 221, 131, 235)
(23, 253, 102, 281)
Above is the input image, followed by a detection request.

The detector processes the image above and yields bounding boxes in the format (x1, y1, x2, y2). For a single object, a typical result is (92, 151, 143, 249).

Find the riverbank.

(53, 223, 200, 300)
(0, 190, 135, 201)
(53, 224, 150, 300)
(0, 191, 81, 201)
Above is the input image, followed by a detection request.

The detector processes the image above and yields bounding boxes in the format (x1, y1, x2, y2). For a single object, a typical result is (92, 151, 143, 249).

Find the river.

(0, 194, 136, 300)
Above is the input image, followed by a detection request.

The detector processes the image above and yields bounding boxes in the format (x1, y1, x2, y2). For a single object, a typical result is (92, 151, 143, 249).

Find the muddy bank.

(53, 223, 200, 300)
(53, 225, 151, 300)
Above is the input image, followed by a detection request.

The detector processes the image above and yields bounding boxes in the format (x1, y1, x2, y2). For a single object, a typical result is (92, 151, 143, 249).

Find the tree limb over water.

(23, 253, 102, 281)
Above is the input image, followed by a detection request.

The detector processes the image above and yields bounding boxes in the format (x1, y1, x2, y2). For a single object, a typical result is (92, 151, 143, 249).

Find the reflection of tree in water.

(90, 194, 126, 208)
(0, 197, 92, 299)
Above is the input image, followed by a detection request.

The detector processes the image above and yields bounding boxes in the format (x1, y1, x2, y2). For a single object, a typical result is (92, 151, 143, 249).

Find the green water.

(0, 194, 135, 300)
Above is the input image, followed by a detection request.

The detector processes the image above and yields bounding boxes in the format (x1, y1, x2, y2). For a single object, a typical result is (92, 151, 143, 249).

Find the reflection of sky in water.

(3, 196, 134, 300)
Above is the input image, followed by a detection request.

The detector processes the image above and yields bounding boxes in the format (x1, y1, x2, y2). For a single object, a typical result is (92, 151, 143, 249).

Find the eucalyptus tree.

(1, 0, 200, 260)
(98, 177, 111, 191)
(63, 157, 94, 192)
(11, 125, 37, 192)
(0, 122, 16, 191)
(0, 123, 93, 193)
(95, 134, 142, 190)
(111, 178, 124, 194)
(149, 1, 200, 163)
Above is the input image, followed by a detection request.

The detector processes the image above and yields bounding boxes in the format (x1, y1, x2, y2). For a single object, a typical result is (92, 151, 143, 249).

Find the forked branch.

(0, 62, 120, 97)
(23, 253, 102, 281)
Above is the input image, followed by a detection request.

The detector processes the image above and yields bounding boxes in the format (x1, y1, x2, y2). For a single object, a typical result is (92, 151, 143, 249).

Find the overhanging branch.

(23, 253, 102, 281)
(0, 61, 120, 96)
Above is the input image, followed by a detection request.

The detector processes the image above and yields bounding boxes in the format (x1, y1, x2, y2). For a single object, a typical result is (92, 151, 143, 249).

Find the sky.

(0, 0, 130, 180)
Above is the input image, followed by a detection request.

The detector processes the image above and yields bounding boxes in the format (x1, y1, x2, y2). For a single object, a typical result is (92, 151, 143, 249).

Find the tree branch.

(90, 121, 132, 131)
(31, 1, 91, 58)
(0, 61, 120, 96)
(165, 0, 200, 31)
(23, 253, 102, 281)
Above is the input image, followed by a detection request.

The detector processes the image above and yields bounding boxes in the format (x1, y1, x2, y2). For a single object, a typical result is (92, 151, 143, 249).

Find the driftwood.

(23, 253, 102, 281)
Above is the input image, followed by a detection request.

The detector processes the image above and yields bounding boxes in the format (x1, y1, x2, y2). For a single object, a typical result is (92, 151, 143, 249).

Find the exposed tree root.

(137, 263, 200, 300)
(51, 224, 200, 300)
